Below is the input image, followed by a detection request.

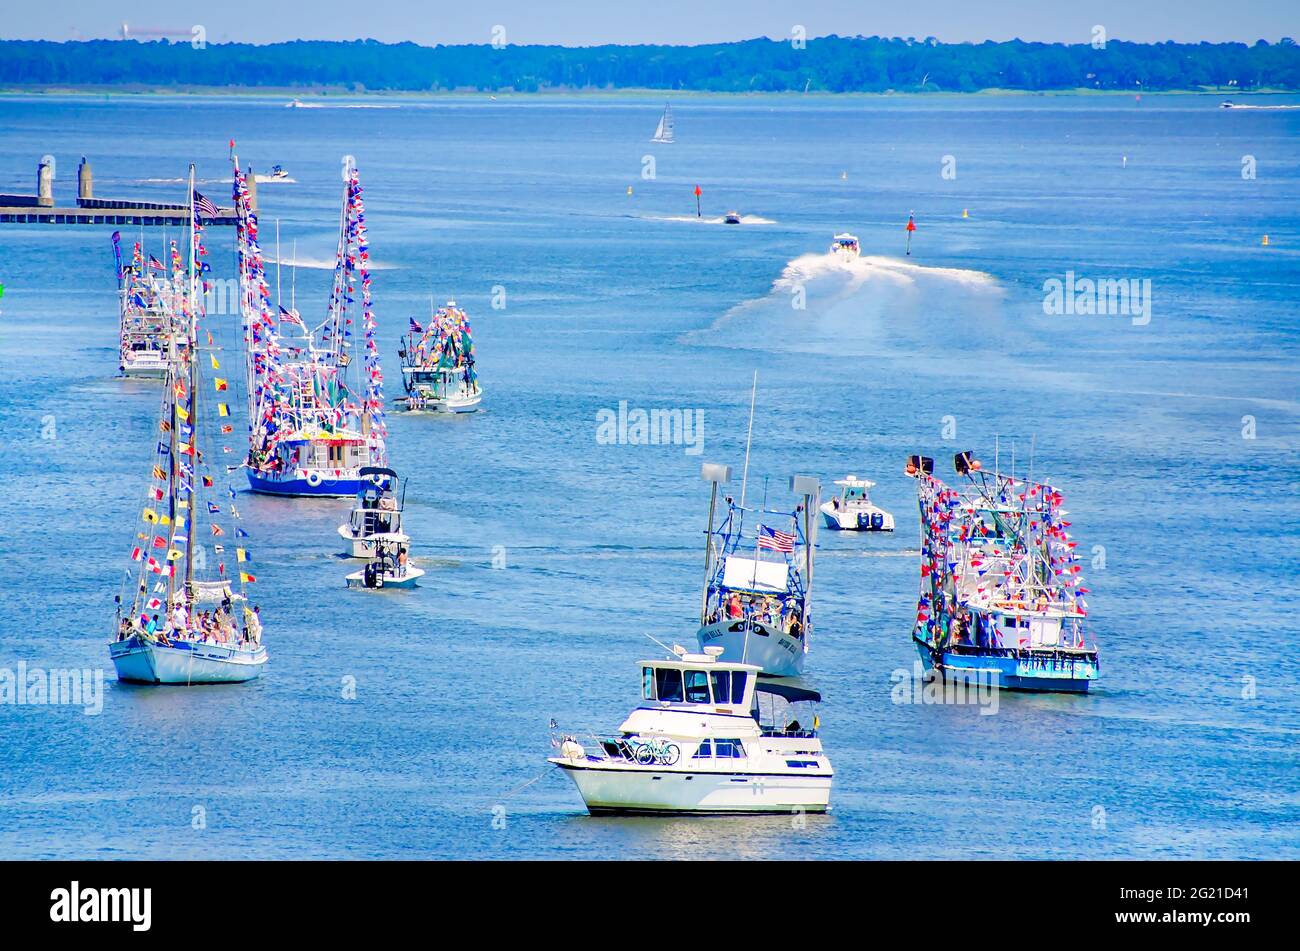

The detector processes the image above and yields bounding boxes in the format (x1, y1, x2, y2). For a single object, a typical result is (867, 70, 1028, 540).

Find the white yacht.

(550, 646, 832, 815)
(345, 533, 424, 589)
(820, 475, 895, 532)
(830, 232, 860, 259)
(337, 466, 404, 558)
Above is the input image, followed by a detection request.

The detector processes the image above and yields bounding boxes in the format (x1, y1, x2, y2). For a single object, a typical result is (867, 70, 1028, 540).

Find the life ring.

(305, 471, 323, 488)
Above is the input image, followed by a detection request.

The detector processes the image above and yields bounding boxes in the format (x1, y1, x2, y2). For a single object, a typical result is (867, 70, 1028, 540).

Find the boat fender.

(305, 471, 323, 488)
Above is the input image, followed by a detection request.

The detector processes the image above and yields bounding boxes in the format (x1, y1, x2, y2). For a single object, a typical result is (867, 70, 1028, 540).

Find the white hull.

(120, 359, 170, 379)
(399, 391, 481, 414)
(819, 501, 895, 532)
(337, 523, 380, 558)
(109, 638, 267, 685)
(346, 565, 425, 589)
(697, 619, 805, 677)
(552, 760, 830, 815)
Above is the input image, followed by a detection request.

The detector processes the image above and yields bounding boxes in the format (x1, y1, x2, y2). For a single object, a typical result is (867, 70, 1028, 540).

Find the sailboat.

(396, 301, 482, 413)
(907, 448, 1100, 692)
(232, 156, 389, 496)
(109, 168, 269, 685)
(651, 103, 674, 144)
(116, 235, 184, 378)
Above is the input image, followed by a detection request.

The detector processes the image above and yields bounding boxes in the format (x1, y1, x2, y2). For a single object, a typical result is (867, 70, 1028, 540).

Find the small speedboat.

(820, 475, 894, 532)
(549, 646, 832, 815)
(337, 466, 404, 558)
(345, 533, 423, 589)
(1220, 100, 1235, 109)
(830, 232, 860, 259)
(723, 211, 742, 225)
(268, 165, 289, 180)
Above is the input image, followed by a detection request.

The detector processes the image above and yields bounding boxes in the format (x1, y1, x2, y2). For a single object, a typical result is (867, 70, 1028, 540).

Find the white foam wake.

(682, 251, 1003, 357)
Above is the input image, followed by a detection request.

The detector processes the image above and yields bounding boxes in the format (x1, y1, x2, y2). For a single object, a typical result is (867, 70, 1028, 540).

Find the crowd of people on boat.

(118, 597, 263, 650)
(705, 590, 804, 638)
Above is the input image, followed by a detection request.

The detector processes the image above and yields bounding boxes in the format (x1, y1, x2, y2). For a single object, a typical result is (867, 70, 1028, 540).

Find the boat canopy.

(360, 466, 398, 479)
(755, 676, 821, 704)
(834, 474, 875, 489)
(721, 555, 788, 593)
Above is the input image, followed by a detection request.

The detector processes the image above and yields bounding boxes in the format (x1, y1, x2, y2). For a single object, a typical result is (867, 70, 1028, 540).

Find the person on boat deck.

(245, 606, 263, 644)
(170, 601, 189, 634)
(786, 719, 802, 734)
(397, 547, 409, 572)
(726, 592, 743, 620)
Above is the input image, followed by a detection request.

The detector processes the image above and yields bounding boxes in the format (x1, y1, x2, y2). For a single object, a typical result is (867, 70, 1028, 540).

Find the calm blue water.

(0, 93, 1297, 859)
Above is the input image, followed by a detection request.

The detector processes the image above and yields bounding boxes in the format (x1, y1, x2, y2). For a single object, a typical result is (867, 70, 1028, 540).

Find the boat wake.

(264, 252, 399, 271)
(681, 251, 1003, 357)
(645, 213, 777, 225)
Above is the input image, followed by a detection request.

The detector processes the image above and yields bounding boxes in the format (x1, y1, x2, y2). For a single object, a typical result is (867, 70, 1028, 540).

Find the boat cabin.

(963, 603, 1084, 651)
(832, 475, 875, 506)
(831, 232, 860, 255)
(267, 434, 366, 473)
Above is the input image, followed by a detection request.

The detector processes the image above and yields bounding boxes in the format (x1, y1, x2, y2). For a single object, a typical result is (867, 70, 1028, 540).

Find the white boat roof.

(638, 657, 763, 674)
(833, 232, 859, 241)
(721, 555, 789, 593)
(834, 474, 876, 488)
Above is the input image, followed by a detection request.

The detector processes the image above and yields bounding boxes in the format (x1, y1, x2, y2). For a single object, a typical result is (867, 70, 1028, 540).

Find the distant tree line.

(1, 36, 1298, 92)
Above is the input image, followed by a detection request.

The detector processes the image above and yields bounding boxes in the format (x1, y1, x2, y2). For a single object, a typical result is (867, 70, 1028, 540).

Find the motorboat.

(345, 533, 423, 589)
(830, 232, 860, 259)
(337, 466, 404, 558)
(820, 474, 894, 532)
(549, 646, 832, 815)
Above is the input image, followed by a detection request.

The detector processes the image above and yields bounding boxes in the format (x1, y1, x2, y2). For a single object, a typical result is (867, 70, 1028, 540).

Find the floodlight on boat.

(671, 644, 688, 657)
(906, 455, 934, 477)
(790, 475, 820, 497)
(703, 645, 724, 658)
(700, 463, 731, 484)
(954, 451, 981, 475)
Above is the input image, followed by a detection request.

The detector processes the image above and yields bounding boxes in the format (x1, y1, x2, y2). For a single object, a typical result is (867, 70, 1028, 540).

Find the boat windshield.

(643, 665, 747, 705)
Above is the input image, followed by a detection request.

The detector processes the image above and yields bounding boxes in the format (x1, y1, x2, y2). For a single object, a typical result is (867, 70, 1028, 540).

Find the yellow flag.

(218, 403, 230, 418)
(236, 547, 248, 563)
(210, 354, 220, 370)
(214, 378, 228, 392)
(159, 514, 171, 526)
(142, 508, 158, 523)
(167, 549, 183, 561)
(176, 406, 189, 423)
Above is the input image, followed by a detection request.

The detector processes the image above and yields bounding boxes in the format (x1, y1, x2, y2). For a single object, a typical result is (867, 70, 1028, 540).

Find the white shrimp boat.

(116, 238, 183, 379)
(550, 646, 832, 815)
(109, 169, 268, 685)
(830, 232, 860, 259)
(820, 475, 895, 531)
(345, 533, 423, 588)
(696, 467, 821, 678)
(397, 302, 482, 413)
(337, 466, 405, 557)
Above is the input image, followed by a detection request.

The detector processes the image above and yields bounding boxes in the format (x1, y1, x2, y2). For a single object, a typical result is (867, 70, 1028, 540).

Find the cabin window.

(692, 740, 713, 759)
(642, 666, 655, 700)
(711, 672, 729, 704)
(729, 671, 748, 705)
(714, 739, 746, 759)
(654, 667, 683, 703)
(684, 670, 710, 704)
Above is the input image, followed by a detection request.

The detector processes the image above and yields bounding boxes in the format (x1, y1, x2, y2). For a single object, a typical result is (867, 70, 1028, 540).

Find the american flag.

(193, 190, 219, 218)
(757, 525, 795, 553)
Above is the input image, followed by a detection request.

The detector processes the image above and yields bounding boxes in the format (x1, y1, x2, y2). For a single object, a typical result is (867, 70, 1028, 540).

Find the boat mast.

(184, 164, 198, 604)
(739, 370, 757, 509)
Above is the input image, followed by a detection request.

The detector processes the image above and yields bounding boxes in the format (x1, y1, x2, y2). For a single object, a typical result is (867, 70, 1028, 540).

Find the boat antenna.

(290, 238, 297, 313)
(275, 218, 282, 308)
(739, 370, 757, 509)
(643, 632, 678, 658)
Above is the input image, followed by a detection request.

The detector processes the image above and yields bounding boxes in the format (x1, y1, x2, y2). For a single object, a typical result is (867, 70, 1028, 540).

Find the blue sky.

(7, 0, 1297, 44)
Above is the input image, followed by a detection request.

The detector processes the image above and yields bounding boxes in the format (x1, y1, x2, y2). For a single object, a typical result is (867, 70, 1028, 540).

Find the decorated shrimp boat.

(232, 156, 389, 497)
(397, 302, 482, 413)
(109, 170, 268, 685)
(695, 463, 820, 678)
(337, 465, 404, 557)
(549, 645, 832, 815)
(820, 474, 894, 532)
(830, 232, 860, 259)
(115, 234, 185, 378)
(906, 449, 1100, 693)
(345, 533, 423, 589)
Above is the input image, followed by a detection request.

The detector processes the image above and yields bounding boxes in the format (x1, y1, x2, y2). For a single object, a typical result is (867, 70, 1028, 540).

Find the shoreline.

(1, 85, 1296, 99)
